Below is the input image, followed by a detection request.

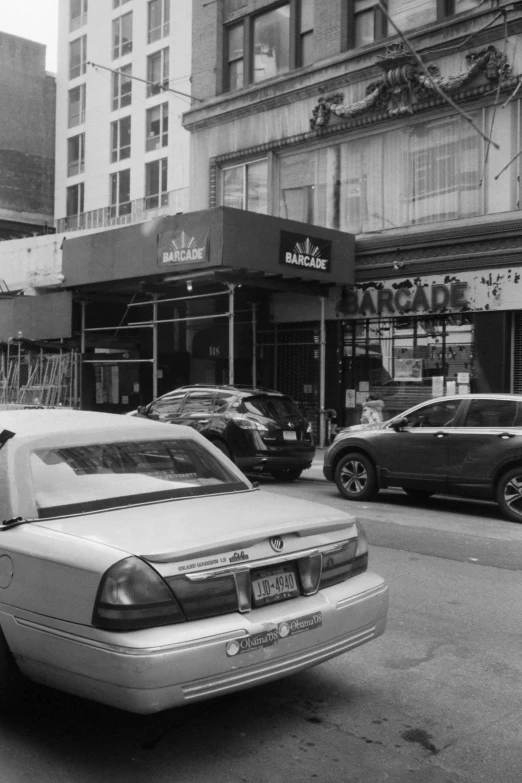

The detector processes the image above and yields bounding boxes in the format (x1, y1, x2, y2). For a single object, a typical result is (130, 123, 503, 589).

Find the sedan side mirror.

(390, 416, 408, 431)
(137, 404, 149, 416)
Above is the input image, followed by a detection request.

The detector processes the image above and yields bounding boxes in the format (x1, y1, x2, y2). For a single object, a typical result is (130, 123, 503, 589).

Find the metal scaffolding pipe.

(319, 296, 326, 449)
(152, 297, 158, 400)
(228, 284, 235, 385)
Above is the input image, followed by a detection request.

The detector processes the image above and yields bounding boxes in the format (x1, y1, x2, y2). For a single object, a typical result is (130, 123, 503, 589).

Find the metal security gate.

(0, 340, 79, 407)
(256, 323, 321, 437)
(512, 312, 522, 393)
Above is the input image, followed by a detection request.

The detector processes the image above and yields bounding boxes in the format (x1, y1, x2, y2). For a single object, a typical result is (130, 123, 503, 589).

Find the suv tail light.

(92, 557, 185, 630)
(319, 522, 368, 588)
(235, 417, 268, 432)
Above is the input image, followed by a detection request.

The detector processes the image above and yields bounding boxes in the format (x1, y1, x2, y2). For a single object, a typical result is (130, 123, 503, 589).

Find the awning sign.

(158, 229, 209, 266)
(279, 231, 332, 273)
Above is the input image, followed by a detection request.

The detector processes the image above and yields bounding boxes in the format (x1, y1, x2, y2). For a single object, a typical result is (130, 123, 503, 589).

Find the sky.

(1, 0, 59, 72)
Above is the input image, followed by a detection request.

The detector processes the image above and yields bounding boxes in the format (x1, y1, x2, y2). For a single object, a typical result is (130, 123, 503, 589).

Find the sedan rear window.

(243, 396, 304, 419)
(31, 439, 248, 518)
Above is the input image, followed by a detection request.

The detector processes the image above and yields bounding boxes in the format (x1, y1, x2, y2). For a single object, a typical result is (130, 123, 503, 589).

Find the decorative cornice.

(310, 44, 510, 128)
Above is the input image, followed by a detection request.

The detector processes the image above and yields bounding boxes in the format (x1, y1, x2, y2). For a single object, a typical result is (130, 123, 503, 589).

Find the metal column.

(251, 303, 257, 388)
(152, 296, 158, 400)
(80, 301, 86, 409)
(319, 296, 326, 448)
(228, 284, 235, 385)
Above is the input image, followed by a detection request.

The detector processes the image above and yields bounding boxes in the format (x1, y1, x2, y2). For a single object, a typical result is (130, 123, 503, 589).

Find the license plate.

(251, 564, 299, 607)
(283, 431, 297, 440)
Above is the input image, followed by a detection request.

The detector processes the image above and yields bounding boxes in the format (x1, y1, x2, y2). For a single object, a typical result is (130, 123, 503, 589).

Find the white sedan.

(0, 410, 388, 713)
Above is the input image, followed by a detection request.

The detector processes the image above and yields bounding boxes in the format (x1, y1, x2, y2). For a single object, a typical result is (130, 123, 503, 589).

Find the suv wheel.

(334, 452, 377, 502)
(497, 467, 522, 523)
(271, 469, 302, 482)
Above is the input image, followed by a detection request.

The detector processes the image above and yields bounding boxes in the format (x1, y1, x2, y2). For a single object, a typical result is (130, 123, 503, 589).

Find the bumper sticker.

(226, 612, 322, 657)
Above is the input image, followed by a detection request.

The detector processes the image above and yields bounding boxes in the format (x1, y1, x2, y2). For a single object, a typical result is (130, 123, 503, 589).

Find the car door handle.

(433, 431, 449, 438)
(197, 419, 210, 425)
(498, 432, 515, 439)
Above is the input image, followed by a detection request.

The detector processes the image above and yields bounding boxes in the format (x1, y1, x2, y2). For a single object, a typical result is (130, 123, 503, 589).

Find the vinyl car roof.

(0, 409, 195, 441)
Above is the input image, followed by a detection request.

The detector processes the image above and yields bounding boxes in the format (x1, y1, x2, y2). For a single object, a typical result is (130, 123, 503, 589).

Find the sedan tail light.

(319, 522, 369, 589)
(92, 557, 186, 630)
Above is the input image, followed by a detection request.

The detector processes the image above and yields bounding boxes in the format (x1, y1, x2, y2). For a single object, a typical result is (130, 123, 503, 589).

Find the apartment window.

(112, 12, 132, 59)
(147, 48, 169, 96)
(148, 0, 170, 44)
(112, 64, 132, 110)
(111, 116, 131, 162)
(67, 133, 85, 177)
(113, 0, 131, 8)
(68, 84, 86, 127)
(222, 159, 267, 214)
(146, 103, 168, 151)
(225, 2, 314, 92)
(69, 35, 87, 79)
(298, 0, 314, 67)
(66, 183, 84, 218)
(351, 0, 387, 48)
(110, 169, 131, 216)
(145, 158, 168, 209)
(226, 24, 244, 91)
(70, 0, 87, 31)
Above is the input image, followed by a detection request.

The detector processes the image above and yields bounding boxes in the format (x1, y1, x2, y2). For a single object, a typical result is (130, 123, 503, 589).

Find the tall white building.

(55, 0, 192, 232)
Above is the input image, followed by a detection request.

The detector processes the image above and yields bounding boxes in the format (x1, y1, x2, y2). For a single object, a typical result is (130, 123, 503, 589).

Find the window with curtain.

(222, 160, 268, 213)
(276, 107, 513, 233)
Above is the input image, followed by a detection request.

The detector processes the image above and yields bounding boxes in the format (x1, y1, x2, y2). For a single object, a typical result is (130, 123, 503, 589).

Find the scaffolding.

(0, 340, 79, 408)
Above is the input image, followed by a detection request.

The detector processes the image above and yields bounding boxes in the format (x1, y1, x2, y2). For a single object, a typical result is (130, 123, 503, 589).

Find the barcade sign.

(279, 231, 332, 273)
(158, 229, 209, 266)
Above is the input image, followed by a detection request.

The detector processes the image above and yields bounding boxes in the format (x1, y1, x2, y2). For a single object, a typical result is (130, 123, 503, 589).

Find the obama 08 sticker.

(226, 612, 322, 657)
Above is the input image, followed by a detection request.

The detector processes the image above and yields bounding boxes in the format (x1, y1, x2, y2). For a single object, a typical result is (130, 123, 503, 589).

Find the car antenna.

(0, 430, 15, 450)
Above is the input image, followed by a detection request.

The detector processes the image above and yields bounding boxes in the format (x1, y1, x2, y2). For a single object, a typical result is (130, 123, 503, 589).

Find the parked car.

(0, 409, 387, 714)
(324, 394, 522, 523)
(130, 384, 315, 481)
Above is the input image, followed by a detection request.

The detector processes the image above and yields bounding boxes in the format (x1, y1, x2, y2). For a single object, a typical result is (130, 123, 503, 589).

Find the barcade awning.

(62, 207, 355, 292)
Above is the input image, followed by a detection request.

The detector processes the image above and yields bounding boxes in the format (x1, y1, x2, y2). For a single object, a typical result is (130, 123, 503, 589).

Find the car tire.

(404, 489, 433, 502)
(271, 469, 302, 482)
(497, 466, 522, 523)
(0, 629, 25, 709)
(334, 452, 377, 502)
(210, 440, 234, 462)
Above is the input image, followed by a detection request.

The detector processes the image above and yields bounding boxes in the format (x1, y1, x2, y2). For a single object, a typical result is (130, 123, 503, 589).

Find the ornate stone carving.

(310, 44, 511, 129)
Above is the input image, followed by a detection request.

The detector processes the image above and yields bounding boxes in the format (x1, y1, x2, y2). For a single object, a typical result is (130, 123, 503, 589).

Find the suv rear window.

(243, 396, 304, 419)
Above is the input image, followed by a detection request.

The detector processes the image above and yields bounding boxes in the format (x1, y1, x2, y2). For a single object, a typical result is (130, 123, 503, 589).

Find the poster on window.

(394, 358, 423, 382)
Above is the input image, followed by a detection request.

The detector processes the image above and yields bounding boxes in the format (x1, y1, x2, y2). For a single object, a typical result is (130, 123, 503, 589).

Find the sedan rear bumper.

(4, 572, 388, 714)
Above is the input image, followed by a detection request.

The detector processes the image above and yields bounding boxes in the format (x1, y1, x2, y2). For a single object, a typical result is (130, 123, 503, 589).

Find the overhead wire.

(377, 2, 499, 149)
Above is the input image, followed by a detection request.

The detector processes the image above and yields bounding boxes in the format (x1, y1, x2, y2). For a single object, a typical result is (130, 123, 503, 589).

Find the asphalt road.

(0, 472, 520, 783)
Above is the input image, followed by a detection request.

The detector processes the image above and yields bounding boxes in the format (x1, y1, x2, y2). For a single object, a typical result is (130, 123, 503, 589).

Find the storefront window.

(342, 315, 475, 423)
(277, 103, 522, 232)
(222, 159, 267, 214)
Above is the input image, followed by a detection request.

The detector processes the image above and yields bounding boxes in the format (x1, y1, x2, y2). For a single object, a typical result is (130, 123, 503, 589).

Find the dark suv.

(324, 393, 522, 523)
(131, 384, 315, 481)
